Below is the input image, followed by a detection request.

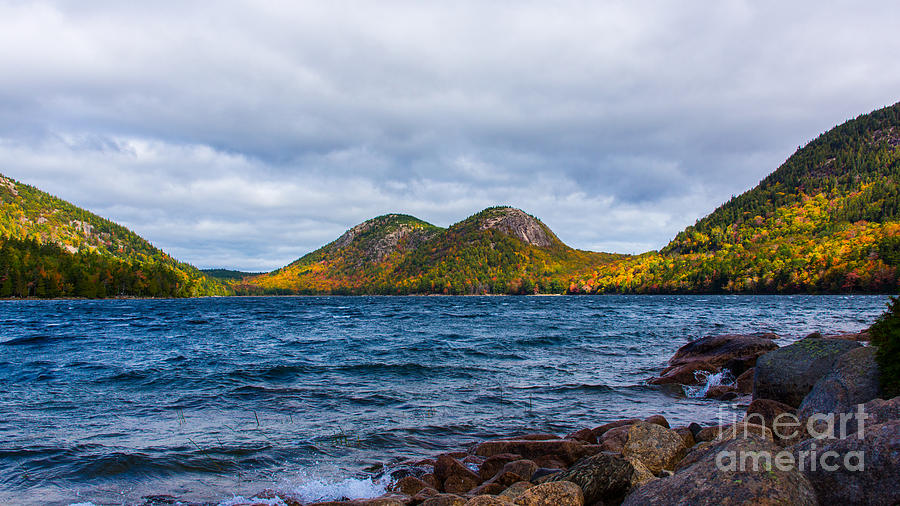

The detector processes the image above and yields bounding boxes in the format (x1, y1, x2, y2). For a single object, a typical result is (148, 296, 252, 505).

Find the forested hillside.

(571, 103, 900, 294)
(0, 174, 225, 297)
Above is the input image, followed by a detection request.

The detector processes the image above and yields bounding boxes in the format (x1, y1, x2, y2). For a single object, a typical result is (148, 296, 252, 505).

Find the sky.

(1, 1, 899, 271)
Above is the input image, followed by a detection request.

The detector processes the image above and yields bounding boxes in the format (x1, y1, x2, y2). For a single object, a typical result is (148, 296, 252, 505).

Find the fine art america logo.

(714, 405, 868, 472)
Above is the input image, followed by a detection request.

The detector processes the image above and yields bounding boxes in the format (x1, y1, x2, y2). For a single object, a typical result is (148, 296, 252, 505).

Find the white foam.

(290, 476, 389, 503)
(219, 497, 287, 506)
(683, 369, 735, 398)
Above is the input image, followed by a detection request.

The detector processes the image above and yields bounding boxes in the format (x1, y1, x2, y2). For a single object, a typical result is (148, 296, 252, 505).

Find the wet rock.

(797, 346, 881, 423)
(644, 414, 669, 428)
(687, 422, 703, 440)
(435, 455, 483, 493)
(792, 419, 900, 505)
(497, 460, 537, 482)
(599, 425, 631, 454)
(565, 428, 597, 444)
(623, 435, 817, 506)
(705, 384, 738, 400)
(478, 454, 523, 481)
(753, 337, 861, 407)
(422, 473, 440, 490)
(735, 368, 754, 394)
(649, 360, 718, 385)
(542, 452, 636, 505)
(513, 481, 584, 506)
(473, 439, 594, 466)
(391, 476, 432, 496)
(622, 422, 689, 474)
(651, 333, 779, 385)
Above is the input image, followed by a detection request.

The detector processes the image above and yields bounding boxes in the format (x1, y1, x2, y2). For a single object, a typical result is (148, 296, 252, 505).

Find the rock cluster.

(229, 330, 898, 506)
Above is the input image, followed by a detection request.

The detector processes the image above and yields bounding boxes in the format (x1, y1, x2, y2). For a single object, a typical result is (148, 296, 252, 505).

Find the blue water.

(0, 295, 889, 505)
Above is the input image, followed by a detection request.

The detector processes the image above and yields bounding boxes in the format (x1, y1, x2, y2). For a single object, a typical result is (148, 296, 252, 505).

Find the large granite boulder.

(792, 419, 900, 505)
(650, 333, 779, 385)
(542, 452, 638, 505)
(753, 338, 861, 407)
(621, 422, 689, 474)
(622, 435, 817, 506)
(743, 398, 798, 445)
(512, 481, 584, 506)
(797, 346, 881, 422)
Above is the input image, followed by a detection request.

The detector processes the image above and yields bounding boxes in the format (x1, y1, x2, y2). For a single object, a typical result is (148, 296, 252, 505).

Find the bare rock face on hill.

(328, 214, 440, 264)
(476, 208, 558, 247)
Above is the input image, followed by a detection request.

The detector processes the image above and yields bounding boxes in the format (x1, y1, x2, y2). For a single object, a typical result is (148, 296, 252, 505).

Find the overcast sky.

(1, 1, 899, 271)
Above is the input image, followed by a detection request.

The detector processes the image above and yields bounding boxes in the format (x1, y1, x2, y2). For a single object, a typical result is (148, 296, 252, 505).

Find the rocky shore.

(218, 330, 897, 506)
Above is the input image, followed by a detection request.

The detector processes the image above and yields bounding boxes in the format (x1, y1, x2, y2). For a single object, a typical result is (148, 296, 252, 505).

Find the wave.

(1, 334, 77, 346)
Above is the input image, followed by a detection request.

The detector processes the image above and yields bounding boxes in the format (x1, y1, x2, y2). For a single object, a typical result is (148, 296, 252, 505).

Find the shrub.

(869, 296, 900, 397)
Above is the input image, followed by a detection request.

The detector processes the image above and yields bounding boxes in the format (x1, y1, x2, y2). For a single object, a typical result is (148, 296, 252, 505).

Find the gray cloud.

(0, 1, 899, 270)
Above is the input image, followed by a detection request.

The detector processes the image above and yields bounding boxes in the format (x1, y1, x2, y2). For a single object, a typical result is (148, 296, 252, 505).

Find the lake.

(0, 295, 888, 504)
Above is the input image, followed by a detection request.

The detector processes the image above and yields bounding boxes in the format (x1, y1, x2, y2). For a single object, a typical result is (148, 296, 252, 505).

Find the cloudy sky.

(1, 1, 899, 271)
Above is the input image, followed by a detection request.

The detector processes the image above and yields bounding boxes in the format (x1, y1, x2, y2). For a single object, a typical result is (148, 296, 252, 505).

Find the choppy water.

(0, 295, 889, 505)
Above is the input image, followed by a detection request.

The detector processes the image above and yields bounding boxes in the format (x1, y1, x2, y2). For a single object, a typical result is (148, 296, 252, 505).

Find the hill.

(0, 174, 226, 297)
(581, 102, 900, 293)
(248, 207, 625, 294)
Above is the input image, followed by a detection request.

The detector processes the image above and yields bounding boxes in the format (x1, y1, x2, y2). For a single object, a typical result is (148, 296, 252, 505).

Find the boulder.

(797, 346, 881, 422)
(531, 454, 568, 469)
(622, 422, 689, 474)
(599, 425, 631, 453)
(649, 360, 718, 385)
(651, 333, 779, 386)
(390, 476, 432, 496)
(622, 435, 817, 506)
(468, 481, 506, 496)
(743, 398, 798, 445)
(592, 419, 641, 437)
(693, 422, 773, 445)
(825, 330, 871, 342)
(435, 455, 482, 494)
(542, 452, 637, 505)
(672, 427, 695, 448)
(497, 460, 537, 482)
(463, 496, 514, 506)
(411, 487, 441, 503)
(753, 338, 861, 407)
(422, 495, 467, 506)
(513, 481, 584, 506)
(792, 419, 900, 505)
(863, 395, 900, 424)
(644, 414, 670, 428)
(473, 439, 594, 466)
(705, 384, 738, 400)
(735, 368, 754, 394)
(498, 482, 533, 500)
(478, 454, 523, 481)
(565, 428, 597, 444)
